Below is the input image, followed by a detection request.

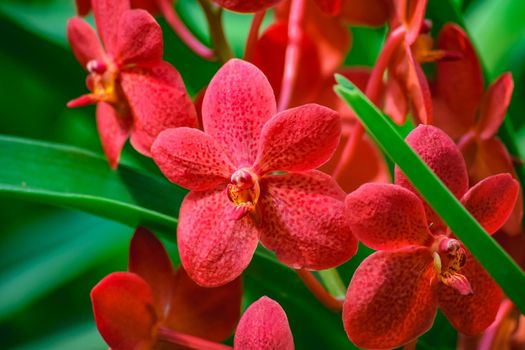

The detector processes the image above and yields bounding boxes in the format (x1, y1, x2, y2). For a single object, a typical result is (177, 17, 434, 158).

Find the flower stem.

(332, 26, 406, 181)
(197, 0, 234, 64)
(277, 0, 306, 112)
(158, 0, 215, 60)
(296, 269, 344, 312)
(244, 10, 266, 61)
(318, 268, 347, 300)
(157, 327, 233, 350)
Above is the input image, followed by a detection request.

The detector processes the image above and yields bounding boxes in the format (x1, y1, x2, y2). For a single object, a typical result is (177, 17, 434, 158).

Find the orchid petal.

(251, 21, 322, 107)
(395, 125, 468, 230)
(67, 17, 104, 69)
(340, 0, 389, 26)
(258, 171, 357, 270)
(121, 61, 198, 156)
(152, 127, 234, 191)
(343, 247, 437, 349)
(115, 9, 163, 65)
(438, 254, 503, 335)
(75, 0, 91, 16)
(178, 188, 259, 287)
(96, 102, 130, 169)
(165, 268, 242, 342)
(477, 73, 514, 139)
(383, 75, 409, 124)
(253, 104, 340, 174)
(92, 0, 129, 52)
(434, 24, 484, 138)
(461, 174, 519, 235)
(346, 183, 432, 250)
(322, 130, 389, 193)
(460, 138, 523, 236)
(303, 2, 350, 76)
(128, 227, 174, 319)
(91, 272, 157, 350)
(234, 297, 294, 350)
(313, 0, 342, 16)
(202, 59, 276, 167)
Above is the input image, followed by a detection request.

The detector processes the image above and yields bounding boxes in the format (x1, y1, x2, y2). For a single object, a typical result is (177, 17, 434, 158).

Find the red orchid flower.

(343, 125, 519, 349)
(67, 0, 197, 168)
(213, 0, 283, 13)
(234, 296, 294, 350)
(379, 0, 458, 124)
(151, 59, 357, 287)
(91, 227, 242, 349)
(432, 23, 523, 236)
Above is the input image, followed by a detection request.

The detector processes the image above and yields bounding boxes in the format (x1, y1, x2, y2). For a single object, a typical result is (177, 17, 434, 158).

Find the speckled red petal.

(96, 102, 130, 169)
(434, 24, 484, 138)
(152, 128, 234, 191)
(115, 9, 163, 65)
(178, 188, 259, 287)
(92, 0, 129, 52)
(253, 104, 340, 174)
(461, 138, 523, 236)
(67, 17, 104, 69)
(91, 272, 157, 350)
(343, 247, 437, 349)
(346, 183, 432, 250)
(395, 125, 469, 229)
(438, 253, 503, 335)
(128, 227, 174, 319)
(258, 171, 357, 270)
(477, 73, 513, 139)
(213, 0, 282, 12)
(165, 268, 242, 342)
(202, 59, 276, 167)
(461, 173, 519, 235)
(121, 62, 197, 156)
(234, 297, 294, 350)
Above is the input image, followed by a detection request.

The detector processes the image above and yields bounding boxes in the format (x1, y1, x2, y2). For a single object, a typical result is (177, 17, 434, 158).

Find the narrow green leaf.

(0, 135, 184, 233)
(334, 77, 525, 314)
(0, 212, 130, 321)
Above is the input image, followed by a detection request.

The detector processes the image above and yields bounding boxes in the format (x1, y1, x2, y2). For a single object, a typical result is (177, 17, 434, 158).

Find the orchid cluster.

(65, 0, 525, 349)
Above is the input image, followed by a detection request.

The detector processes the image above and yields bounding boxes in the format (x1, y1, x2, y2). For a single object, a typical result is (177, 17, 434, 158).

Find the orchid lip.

(226, 168, 260, 220)
(432, 237, 473, 295)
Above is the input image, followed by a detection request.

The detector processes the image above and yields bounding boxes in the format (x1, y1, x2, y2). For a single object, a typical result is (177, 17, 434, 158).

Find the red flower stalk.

(151, 59, 357, 287)
(91, 227, 242, 349)
(67, 0, 197, 168)
(234, 297, 294, 350)
(213, 0, 283, 13)
(432, 23, 523, 236)
(343, 125, 519, 349)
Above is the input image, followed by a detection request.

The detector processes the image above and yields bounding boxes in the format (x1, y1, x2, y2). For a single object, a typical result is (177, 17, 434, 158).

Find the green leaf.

(0, 135, 184, 234)
(0, 211, 130, 321)
(334, 77, 525, 314)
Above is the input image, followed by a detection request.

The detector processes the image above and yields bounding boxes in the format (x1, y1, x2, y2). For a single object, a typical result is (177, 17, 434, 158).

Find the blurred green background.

(0, 0, 524, 349)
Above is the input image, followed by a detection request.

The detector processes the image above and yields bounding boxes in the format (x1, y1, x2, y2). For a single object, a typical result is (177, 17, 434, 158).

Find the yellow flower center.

(227, 168, 260, 219)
